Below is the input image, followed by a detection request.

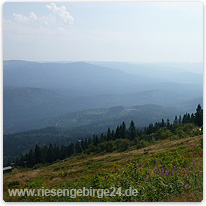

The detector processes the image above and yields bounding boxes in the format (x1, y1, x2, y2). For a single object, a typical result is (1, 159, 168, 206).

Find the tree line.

(13, 104, 203, 168)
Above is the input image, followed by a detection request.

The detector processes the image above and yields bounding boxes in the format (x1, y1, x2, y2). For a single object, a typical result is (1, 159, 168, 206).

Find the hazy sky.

(3, 2, 203, 62)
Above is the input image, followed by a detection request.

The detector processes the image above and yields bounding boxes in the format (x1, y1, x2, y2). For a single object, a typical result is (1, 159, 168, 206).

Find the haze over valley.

(4, 60, 202, 135)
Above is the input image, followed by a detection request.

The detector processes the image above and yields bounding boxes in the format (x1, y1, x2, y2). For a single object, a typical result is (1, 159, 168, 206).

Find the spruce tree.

(34, 144, 42, 164)
(107, 128, 112, 141)
(128, 120, 137, 140)
(195, 104, 203, 126)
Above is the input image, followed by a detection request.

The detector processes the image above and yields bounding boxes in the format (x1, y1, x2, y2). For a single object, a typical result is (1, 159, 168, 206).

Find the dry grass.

(165, 191, 203, 202)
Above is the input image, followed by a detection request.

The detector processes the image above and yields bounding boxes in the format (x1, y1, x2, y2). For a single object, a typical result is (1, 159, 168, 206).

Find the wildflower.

(165, 170, 169, 175)
(193, 168, 195, 171)
(199, 171, 202, 173)
(142, 164, 144, 168)
(179, 167, 181, 170)
(174, 166, 177, 170)
(153, 166, 157, 171)
(184, 184, 188, 189)
(191, 162, 193, 165)
(158, 164, 161, 167)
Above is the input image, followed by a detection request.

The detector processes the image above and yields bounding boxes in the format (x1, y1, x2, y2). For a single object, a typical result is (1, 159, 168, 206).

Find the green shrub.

(137, 140, 147, 149)
(8, 180, 20, 187)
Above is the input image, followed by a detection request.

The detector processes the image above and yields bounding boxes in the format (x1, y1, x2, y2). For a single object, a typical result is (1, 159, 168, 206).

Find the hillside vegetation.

(3, 105, 203, 202)
(3, 133, 203, 201)
(9, 105, 202, 168)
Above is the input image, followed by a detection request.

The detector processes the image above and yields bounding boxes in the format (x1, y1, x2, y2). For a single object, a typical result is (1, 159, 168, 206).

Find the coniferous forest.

(13, 104, 203, 168)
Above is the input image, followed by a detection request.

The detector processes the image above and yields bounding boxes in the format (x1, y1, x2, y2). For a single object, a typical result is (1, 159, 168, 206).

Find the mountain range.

(3, 60, 202, 134)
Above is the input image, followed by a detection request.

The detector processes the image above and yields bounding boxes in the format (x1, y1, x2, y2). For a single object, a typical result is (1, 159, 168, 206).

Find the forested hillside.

(6, 104, 203, 168)
(3, 105, 203, 202)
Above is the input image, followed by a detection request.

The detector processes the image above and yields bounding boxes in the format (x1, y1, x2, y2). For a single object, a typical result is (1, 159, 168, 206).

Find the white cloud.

(29, 12, 37, 22)
(46, 3, 74, 25)
(11, 3, 74, 28)
(13, 13, 29, 23)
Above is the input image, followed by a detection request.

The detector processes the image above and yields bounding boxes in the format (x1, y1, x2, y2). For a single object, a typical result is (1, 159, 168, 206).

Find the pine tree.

(191, 113, 195, 123)
(120, 122, 127, 139)
(166, 119, 171, 129)
(46, 144, 55, 163)
(66, 143, 74, 157)
(60, 145, 67, 159)
(27, 149, 35, 167)
(93, 135, 99, 146)
(178, 115, 182, 124)
(88, 137, 92, 145)
(107, 128, 112, 141)
(34, 144, 42, 164)
(147, 123, 154, 134)
(161, 119, 165, 127)
(84, 138, 88, 150)
(115, 126, 120, 139)
(128, 120, 137, 140)
(111, 130, 115, 140)
(174, 116, 178, 124)
(54, 144, 60, 160)
(195, 104, 203, 126)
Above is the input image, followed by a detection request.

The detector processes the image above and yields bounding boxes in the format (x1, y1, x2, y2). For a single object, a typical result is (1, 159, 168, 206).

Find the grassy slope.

(3, 135, 203, 202)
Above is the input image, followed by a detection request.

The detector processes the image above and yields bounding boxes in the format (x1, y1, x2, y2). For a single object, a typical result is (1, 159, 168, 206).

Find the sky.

(3, 1, 203, 62)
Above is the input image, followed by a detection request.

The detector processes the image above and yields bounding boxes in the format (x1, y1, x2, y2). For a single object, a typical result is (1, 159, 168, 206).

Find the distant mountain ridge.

(4, 60, 154, 95)
(3, 60, 203, 134)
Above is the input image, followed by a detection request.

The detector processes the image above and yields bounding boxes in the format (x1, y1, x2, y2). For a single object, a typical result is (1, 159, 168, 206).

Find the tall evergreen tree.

(115, 126, 120, 139)
(34, 144, 42, 164)
(111, 130, 115, 140)
(161, 119, 165, 127)
(166, 119, 171, 129)
(46, 144, 55, 163)
(107, 128, 112, 141)
(174, 116, 178, 124)
(120, 122, 127, 139)
(178, 115, 182, 124)
(147, 123, 154, 135)
(195, 104, 203, 126)
(84, 138, 88, 150)
(27, 149, 34, 167)
(128, 120, 137, 140)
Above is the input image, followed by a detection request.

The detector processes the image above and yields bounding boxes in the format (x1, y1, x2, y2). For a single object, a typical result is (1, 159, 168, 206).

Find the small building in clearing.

(3, 166, 13, 174)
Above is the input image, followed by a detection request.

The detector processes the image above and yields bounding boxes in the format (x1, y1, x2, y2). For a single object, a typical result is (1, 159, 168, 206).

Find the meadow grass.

(3, 135, 203, 202)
